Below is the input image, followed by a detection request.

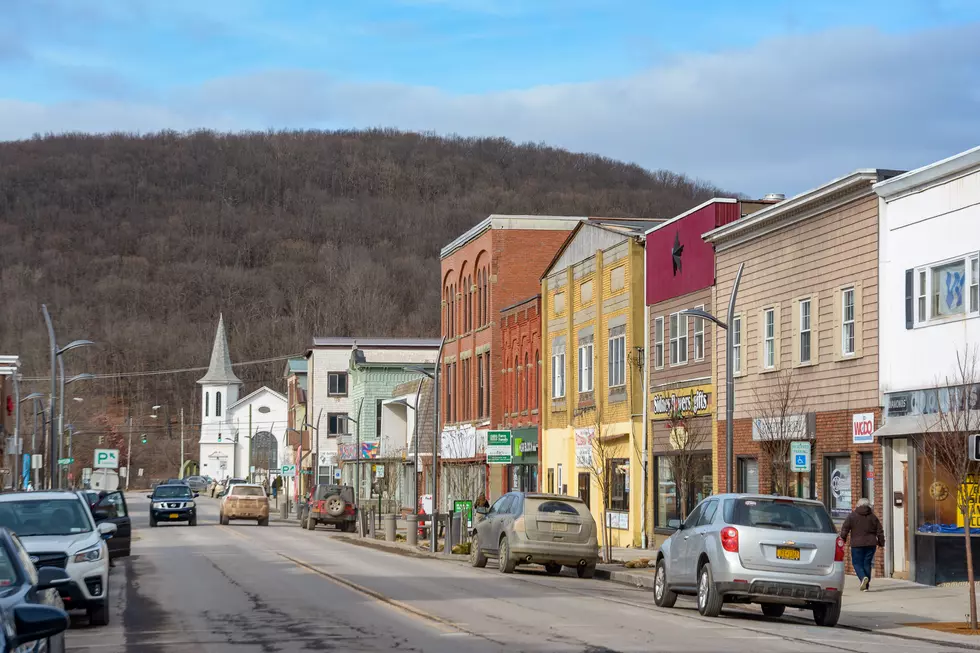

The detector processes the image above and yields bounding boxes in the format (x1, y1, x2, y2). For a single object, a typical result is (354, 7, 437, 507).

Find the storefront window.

(509, 465, 538, 493)
(861, 452, 874, 504)
(917, 449, 963, 531)
(826, 456, 852, 519)
(737, 458, 759, 494)
(655, 454, 712, 529)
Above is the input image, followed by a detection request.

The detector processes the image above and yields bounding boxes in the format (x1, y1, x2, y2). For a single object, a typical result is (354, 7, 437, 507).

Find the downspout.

(642, 302, 650, 549)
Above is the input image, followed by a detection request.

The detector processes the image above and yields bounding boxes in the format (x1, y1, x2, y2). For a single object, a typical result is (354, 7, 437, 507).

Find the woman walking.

(840, 497, 885, 591)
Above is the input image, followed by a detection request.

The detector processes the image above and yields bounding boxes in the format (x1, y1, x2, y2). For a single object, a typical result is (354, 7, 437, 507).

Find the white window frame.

(799, 298, 811, 364)
(842, 288, 855, 357)
(732, 315, 742, 375)
(654, 317, 664, 370)
(763, 307, 775, 369)
(693, 304, 705, 361)
(328, 371, 348, 396)
(669, 312, 688, 366)
(608, 329, 626, 389)
(914, 252, 980, 325)
(551, 345, 566, 399)
(578, 340, 594, 393)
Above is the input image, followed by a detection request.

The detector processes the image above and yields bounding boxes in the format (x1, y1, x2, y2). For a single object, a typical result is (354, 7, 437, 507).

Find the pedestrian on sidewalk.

(840, 497, 884, 591)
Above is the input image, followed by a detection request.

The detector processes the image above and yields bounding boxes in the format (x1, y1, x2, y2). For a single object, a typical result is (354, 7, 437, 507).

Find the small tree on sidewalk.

(752, 369, 809, 495)
(913, 346, 980, 630)
(580, 406, 617, 563)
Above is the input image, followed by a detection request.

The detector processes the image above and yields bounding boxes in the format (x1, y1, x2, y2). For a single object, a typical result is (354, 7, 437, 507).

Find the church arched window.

(205, 392, 209, 417)
(216, 391, 222, 417)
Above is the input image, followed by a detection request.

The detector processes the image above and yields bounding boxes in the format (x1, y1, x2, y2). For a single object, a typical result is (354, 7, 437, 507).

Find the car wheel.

(189, 517, 197, 527)
(697, 562, 723, 617)
(88, 602, 109, 626)
(324, 494, 346, 517)
(812, 600, 841, 627)
(469, 533, 488, 568)
(761, 604, 785, 618)
(653, 558, 678, 608)
(498, 537, 517, 573)
(149, 517, 157, 528)
(576, 562, 596, 579)
(258, 518, 269, 526)
(220, 513, 229, 526)
(345, 522, 357, 533)
(544, 562, 562, 575)
(308, 517, 316, 531)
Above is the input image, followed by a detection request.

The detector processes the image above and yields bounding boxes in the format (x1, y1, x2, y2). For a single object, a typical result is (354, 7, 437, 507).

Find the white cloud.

(1, 24, 978, 194)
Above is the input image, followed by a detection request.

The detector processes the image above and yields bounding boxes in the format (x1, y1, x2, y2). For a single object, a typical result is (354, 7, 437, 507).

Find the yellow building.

(540, 220, 658, 550)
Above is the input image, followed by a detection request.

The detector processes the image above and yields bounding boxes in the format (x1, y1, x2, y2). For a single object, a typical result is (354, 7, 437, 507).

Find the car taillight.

(835, 537, 845, 562)
(721, 526, 739, 552)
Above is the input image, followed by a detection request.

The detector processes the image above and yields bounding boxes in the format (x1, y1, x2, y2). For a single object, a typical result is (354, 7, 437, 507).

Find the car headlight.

(73, 545, 103, 564)
(153, 502, 167, 509)
(188, 501, 196, 508)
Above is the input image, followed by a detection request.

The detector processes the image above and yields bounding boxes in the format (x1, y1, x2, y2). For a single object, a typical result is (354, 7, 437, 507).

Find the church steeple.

(197, 314, 243, 386)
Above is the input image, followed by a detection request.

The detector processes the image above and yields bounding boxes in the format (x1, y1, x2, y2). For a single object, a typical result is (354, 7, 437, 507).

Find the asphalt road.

(62, 495, 972, 653)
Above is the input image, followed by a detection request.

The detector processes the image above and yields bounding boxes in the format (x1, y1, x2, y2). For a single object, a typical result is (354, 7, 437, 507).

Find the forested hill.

(0, 129, 723, 415)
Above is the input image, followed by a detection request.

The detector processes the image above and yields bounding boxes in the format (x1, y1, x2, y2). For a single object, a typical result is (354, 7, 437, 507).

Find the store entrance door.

(890, 438, 909, 579)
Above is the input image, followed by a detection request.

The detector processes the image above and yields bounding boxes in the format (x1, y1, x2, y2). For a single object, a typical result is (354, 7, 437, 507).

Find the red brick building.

(440, 215, 581, 506)
(500, 295, 541, 492)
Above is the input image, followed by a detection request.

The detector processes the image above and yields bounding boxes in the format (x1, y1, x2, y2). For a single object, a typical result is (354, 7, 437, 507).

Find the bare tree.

(663, 397, 712, 522)
(580, 406, 622, 564)
(913, 346, 980, 629)
(752, 369, 809, 496)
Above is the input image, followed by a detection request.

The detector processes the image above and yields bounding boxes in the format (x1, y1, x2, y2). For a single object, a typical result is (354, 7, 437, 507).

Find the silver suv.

(654, 493, 845, 627)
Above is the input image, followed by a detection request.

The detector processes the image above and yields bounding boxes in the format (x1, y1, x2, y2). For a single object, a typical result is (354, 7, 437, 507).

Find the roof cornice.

(874, 145, 980, 201)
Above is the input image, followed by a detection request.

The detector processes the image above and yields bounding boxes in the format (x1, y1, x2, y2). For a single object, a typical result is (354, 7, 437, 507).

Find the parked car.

(0, 491, 121, 626)
(0, 527, 71, 653)
(86, 492, 133, 560)
(214, 478, 247, 498)
(469, 492, 599, 578)
(300, 484, 356, 532)
(148, 484, 198, 527)
(219, 484, 270, 526)
(653, 493, 845, 627)
(183, 476, 209, 493)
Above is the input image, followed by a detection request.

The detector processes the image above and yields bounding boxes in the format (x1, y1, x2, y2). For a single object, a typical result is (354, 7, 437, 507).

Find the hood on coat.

(855, 505, 874, 516)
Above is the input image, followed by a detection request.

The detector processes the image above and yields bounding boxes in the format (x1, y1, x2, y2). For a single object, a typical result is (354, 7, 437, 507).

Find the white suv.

(0, 491, 118, 626)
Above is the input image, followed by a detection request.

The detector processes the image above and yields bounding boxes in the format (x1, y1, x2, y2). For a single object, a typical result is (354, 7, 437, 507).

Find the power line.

(19, 353, 303, 382)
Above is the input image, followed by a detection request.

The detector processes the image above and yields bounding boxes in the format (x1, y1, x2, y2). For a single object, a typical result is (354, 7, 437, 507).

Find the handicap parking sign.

(790, 441, 811, 472)
(794, 454, 806, 467)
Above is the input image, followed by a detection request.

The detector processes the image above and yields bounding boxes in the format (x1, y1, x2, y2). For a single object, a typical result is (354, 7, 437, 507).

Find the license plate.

(170, 513, 179, 519)
(550, 523, 568, 532)
(776, 547, 800, 561)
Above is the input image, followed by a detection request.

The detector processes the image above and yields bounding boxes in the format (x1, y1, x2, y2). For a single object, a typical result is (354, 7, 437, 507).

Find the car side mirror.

(194, 492, 200, 498)
(9, 604, 69, 648)
(35, 567, 71, 591)
(146, 494, 153, 499)
(97, 522, 118, 539)
(675, 521, 685, 531)
(475, 506, 489, 515)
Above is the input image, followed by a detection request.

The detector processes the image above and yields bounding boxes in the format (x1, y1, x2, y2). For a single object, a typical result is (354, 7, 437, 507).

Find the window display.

(826, 456, 852, 519)
(655, 454, 712, 529)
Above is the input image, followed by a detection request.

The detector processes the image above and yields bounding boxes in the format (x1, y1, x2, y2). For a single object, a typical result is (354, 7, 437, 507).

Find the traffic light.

(141, 434, 147, 444)
(217, 433, 222, 443)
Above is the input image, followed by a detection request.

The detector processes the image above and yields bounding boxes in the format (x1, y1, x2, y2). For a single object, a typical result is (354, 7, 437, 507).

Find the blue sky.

(2, 0, 980, 194)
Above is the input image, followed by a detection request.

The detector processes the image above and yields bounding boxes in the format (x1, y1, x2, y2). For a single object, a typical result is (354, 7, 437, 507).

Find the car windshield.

(0, 545, 18, 588)
(0, 499, 93, 537)
(153, 486, 193, 499)
(231, 486, 265, 497)
(727, 498, 835, 534)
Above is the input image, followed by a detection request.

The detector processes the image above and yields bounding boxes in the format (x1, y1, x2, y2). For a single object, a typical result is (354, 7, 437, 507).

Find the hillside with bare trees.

(0, 129, 724, 478)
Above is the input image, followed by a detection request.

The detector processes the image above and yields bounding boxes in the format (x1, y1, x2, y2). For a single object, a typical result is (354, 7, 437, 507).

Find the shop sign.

(852, 413, 875, 444)
(512, 436, 538, 460)
(486, 430, 513, 464)
(752, 414, 811, 441)
(651, 384, 711, 421)
(605, 511, 629, 530)
(887, 393, 910, 417)
(575, 428, 594, 467)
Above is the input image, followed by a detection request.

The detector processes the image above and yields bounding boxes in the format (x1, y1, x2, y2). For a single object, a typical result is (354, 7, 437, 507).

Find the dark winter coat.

(840, 505, 884, 548)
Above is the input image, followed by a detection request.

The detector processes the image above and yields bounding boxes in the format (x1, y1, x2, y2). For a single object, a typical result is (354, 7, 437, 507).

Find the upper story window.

(551, 337, 566, 399)
(216, 391, 222, 416)
(578, 335, 594, 393)
(554, 291, 566, 316)
(205, 391, 210, 417)
(654, 317, 664, 370)
(841, 288, 855, 356)
(763, 308, 776, 369)
(732, 315, 742, 375)
(799, 298, 812, 364)
(669, 312, 687, 366)
(608, 326, 626, 389)
(328, 372, 348, 396)
(693, 305, 705, 361)
(911, 253, 980, 327)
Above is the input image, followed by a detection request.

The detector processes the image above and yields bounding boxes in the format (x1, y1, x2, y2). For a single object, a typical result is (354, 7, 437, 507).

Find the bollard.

(280, 496, 289, 520)
(384, 514, 396, 542)
(451, 512, 462, 549)
(442, 512, 454, 556)
(406, 514, 418, 546)
(368, 508, 376, 538)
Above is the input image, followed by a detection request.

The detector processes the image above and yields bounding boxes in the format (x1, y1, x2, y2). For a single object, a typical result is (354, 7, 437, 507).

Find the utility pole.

(180, 408, 185, 478)
(248, 404, 252, 483)
(42, 305, 57, 489)
(126, 415, 133, 491)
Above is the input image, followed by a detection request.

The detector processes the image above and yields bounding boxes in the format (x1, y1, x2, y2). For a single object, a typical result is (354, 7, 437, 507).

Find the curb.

(334, 534, 470, 562)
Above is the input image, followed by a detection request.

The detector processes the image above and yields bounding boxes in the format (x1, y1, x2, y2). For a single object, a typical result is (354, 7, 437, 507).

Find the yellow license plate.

(550, 523, 568, 532)
(776, 547, 800, 560)
(170, 513, 179, 519)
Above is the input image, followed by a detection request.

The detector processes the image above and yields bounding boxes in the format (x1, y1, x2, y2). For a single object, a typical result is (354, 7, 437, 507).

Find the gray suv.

(654, 494, 845, 627)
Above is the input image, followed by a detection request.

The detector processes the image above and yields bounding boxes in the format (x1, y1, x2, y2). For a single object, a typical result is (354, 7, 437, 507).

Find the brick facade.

(500, 295, 541, 430)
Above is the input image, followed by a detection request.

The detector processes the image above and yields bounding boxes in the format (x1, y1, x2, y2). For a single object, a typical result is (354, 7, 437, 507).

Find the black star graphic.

(672, 231, 684, 276)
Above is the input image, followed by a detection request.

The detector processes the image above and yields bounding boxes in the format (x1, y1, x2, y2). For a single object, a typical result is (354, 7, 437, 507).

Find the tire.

(812, 600, 841, 627)
(306, 517, 316, 531)
(577, 562, 596, 579)
(653, 558, 678, 608)
(497, 537, 517, 573)
(220, 513, 229, 526)
(761, 604, 785, 618)
(344, 522, 357, 533)
(149, 517, 157, 528)
(88, 601, 109, 627)
(189, 517, 197, 527)
(324, 494, 346, 517)
(697, 562, 724, 617)
(258, 518, 269, 526)
(544, 562, 562, 576)
(469, 533, 488, 568)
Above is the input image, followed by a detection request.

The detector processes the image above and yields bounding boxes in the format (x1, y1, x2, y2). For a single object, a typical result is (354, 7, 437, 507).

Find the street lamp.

(19, 393, 46, 489)
(681, 262, 743, 494)
(345, 414, 361, 510)
(58, 371, 95, 487)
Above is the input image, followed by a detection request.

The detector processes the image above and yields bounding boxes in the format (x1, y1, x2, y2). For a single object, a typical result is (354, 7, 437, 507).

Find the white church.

(197, 316, 288, 482)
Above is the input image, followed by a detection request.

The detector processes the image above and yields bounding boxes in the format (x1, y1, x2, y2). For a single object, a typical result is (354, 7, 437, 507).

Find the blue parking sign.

(795, 454, 806, 467)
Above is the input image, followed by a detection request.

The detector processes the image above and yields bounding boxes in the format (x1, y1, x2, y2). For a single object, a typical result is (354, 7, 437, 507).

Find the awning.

(873, 411, 980, 438)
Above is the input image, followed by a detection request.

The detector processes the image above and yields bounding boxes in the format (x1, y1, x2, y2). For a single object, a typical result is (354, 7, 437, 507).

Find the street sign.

(31, 454, 42, 470)
(94, 449, 120, 469)
(334, 469, 342, 480)
(790, 441, 811, 473)
(281, 464, 297, 476)
(486, 430, 513, 464)
(138, 468, 144, 477)
(57, 457, 73, 465)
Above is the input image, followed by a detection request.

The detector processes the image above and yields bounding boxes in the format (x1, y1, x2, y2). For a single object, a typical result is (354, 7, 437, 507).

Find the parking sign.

(93, 449, 120, 469)
(790, 441, 810, 473)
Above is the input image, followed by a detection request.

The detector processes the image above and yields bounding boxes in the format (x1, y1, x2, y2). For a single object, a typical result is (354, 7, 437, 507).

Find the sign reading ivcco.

(651, 384, 712, 421)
